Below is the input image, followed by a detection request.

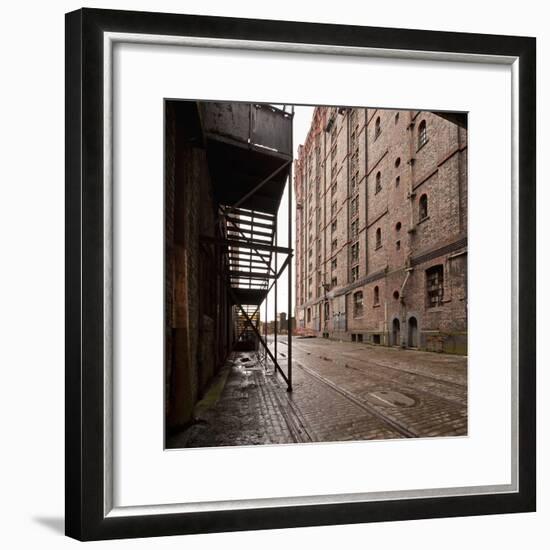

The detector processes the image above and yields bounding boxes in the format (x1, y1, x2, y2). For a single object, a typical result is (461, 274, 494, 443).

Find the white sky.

(259, 105, 314, 322)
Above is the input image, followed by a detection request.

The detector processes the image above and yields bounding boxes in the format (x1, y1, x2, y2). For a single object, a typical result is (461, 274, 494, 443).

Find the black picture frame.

(65, 7, 536, 541)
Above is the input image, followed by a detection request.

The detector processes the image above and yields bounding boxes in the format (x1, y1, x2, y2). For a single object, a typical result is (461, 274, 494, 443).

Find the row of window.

(303, 116, 428, 204)
(373, 196, 428, 249)
(374, 163, 400, 194)
(304, 263, 444, 317)
(302, 194, 430, 282)
(374, 114, 428, 150)
(306, 192, 428, 248)
(307, 193, 427, 242)
(351, 264, 444, 317)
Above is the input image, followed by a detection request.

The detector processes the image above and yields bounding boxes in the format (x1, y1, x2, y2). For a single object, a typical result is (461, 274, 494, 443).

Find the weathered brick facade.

(295, 108, 467, 354)
(165, 101, 233, 432)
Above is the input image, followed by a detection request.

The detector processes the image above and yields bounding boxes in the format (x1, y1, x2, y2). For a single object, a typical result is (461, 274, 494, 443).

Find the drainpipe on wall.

(403, 111, 418, 347)
(384, 300, 388, 346)
(399, 267, 413, 347)
(323, 109, 328, 332)
(346, 108, 350, 340)
(400, 267, 413, 301)
(364, 108, 369, 277)
(407, 113, 416, 237)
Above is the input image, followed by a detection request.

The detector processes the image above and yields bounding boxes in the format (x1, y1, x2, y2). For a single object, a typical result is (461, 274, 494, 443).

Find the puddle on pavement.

(369, 390, 416, 408)
(235, 354, 263, 369)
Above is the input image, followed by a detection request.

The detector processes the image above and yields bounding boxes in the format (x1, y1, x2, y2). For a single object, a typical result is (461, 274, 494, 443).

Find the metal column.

(287, 107, 294, 392)
(264, 292, 268, 363)
(274, 226, 278, 371)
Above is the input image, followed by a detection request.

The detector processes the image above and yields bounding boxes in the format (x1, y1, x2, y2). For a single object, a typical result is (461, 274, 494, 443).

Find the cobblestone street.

(168, 338, 467, 448)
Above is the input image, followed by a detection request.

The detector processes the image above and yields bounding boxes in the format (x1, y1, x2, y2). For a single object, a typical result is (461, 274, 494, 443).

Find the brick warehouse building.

(295, 107, 468, 354)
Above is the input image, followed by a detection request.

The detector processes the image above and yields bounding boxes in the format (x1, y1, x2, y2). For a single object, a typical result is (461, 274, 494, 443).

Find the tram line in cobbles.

(264, 338, 467, 440)
(288, 339, 467, 407)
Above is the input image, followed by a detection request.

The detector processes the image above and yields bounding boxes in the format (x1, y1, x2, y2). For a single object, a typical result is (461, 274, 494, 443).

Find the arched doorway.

(408, 316, 418, 348)
(392, 318, 400, 346)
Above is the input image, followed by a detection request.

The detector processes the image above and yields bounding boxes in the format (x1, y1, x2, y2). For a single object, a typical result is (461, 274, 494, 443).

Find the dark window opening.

(375, 116, 381, 139)
(375, 171, 382, 194)
(351, 242, 359, 263)
(418, 120, 428, 149)
(426, 264, 444, 307)
(351, 220, 358, 240)
(419, 194, 428, 221)
(353, 291, 364, 317)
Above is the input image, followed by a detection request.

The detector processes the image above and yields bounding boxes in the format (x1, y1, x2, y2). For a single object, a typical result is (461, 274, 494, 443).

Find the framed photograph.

(65, 7, 536, 541)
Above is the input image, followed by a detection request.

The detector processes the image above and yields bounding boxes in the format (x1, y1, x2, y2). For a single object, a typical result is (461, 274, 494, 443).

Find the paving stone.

(168, 339, 467, 448)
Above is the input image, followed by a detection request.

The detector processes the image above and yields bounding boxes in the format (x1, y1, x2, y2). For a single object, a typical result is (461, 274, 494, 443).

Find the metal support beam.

(228, 270, 276, 280)
(227, 235, 278, 248)
(274, 226, 278, 371)
(227, 207, 275, 222)
(227, 226, 273, 238)
(229, 263, 270, 271)
(276, 255, 291, 279)
(228, 250, 271, 261)
(200, 235, 291, 255)
(225, 215, 274, 230)
(219, 159, 292, 223)
(287, 108, 294, 392)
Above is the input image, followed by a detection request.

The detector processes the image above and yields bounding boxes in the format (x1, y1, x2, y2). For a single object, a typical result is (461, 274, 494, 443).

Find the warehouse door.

(392, 318, 401, 346)
(408, 317, 418, 348)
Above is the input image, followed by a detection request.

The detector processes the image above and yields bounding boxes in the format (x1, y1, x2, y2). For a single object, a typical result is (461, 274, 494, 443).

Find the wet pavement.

(168, 353, 300, 448)
(167, 337, 467, 448)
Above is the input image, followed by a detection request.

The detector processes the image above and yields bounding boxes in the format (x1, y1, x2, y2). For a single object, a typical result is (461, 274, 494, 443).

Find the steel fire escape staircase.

(198, 102, 294, 391)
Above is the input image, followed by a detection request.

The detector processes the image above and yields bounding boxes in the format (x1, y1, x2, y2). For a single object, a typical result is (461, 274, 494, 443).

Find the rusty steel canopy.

(199, 102, 293, 215)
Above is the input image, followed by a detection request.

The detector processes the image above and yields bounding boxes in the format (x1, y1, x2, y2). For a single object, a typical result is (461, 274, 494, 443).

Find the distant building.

(294, 108, 467, 354)
(289, 316, 296, 332)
